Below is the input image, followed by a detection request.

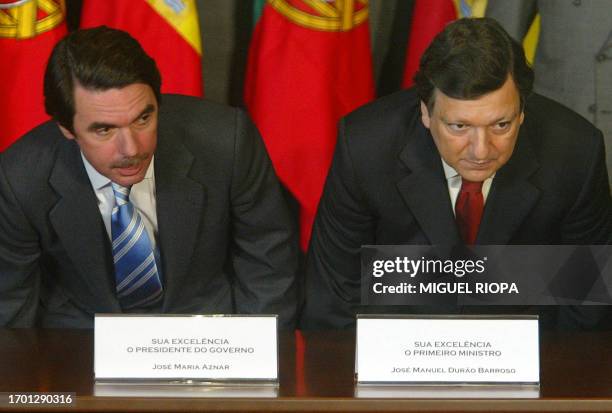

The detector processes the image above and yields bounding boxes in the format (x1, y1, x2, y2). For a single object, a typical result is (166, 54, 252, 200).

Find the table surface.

(1, 328, 612, 412)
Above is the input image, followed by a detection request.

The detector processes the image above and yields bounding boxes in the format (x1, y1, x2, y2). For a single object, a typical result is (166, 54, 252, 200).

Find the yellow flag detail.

(452, 0, 487, 18)
(0, 0, 65, 39)
(268, 0, 369, 32)
(146, 0, 202, 55)
(522, 14, 540, 65)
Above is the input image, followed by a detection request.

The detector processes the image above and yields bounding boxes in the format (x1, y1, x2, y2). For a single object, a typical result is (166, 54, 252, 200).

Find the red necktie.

(455, 179, 484, 245)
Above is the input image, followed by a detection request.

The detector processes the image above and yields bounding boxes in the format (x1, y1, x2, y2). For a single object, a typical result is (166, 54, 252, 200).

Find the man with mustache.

(0, 27, 298, 329)
(301, 18, 612, 330)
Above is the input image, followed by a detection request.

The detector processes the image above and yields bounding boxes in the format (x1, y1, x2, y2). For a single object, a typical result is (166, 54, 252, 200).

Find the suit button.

(588, 104, 597, 114)
(572, 0, 581, 5)
(596, 53, 607, 62)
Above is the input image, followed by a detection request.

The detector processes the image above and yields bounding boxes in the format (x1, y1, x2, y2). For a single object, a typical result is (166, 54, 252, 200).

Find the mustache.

(111, 155, 148, 169)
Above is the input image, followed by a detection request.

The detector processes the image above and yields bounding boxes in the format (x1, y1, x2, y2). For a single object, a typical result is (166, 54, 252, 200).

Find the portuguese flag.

(80, 0, 203, 97)
(245, 0, 375, 251)
(0, 0, 67, 151)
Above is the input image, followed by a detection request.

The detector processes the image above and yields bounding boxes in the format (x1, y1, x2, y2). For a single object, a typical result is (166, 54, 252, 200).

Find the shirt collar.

(441, 158, 459, 180)
(81, 152, 155, 190)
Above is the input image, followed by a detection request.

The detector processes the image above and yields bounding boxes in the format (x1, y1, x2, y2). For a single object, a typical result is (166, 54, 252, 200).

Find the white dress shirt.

(441, 159, 494, 215)
(81, 153, 159, 249)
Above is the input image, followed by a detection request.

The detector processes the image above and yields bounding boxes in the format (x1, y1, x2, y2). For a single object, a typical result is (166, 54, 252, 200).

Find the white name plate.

(95, 315, 278, 382)
(356, 316, 539, 384)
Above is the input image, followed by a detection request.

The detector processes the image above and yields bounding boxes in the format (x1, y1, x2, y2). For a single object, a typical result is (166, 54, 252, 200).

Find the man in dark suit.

(0, 27, 298, 329)
(301, 18, 612, 330)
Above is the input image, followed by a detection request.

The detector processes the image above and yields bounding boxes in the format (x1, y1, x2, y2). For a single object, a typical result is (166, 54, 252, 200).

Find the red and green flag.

(80, 0, 203, 97)
(0, 0, 67, 151)
(245, 0, 375, 250)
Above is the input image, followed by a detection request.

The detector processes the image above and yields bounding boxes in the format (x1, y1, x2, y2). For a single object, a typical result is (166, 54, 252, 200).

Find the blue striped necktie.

(111, 183, 163, 309)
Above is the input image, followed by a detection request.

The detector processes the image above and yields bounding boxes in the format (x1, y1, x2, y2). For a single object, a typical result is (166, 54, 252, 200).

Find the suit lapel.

(48, 140, 120, 311)
(478, 127, 540, 244)
(154, 128, 205, 310)
(396, 122, 462, 245)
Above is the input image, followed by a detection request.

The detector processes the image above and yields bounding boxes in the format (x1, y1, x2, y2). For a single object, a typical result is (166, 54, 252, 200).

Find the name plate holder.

(355, 315, 540, 386)
(94, 314, 278, 386)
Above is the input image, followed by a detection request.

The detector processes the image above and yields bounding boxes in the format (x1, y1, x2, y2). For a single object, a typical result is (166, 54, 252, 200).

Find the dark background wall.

(65, 0, 414, 106)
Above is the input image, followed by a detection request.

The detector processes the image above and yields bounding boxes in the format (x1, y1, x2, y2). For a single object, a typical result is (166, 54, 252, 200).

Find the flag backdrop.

(402, 0, 487, 88)
(0, 0, 67, 151)
(402, 0, 540, 88)
(80, 0, 203, 97)
(244, 0, 375, 250)
(521, 14, 540, 65)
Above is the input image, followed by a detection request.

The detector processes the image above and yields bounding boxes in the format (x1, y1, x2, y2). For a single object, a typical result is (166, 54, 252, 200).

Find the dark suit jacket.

(301, 89, 612, 330)
(0, 95, 298, 329)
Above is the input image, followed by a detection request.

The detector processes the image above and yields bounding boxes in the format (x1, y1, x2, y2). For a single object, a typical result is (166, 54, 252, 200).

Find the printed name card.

(95, 315, 278, 382)
(356, 316, 539, 384)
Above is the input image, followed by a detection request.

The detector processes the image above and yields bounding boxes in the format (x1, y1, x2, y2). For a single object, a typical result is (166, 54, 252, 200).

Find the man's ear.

(420, 101, 431, 129)
(57, 124, 76, 140)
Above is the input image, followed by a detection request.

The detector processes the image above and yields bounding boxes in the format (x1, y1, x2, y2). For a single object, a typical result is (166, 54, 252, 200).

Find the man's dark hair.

(44, 26, 162, 132)
(414, 17, 533, 111)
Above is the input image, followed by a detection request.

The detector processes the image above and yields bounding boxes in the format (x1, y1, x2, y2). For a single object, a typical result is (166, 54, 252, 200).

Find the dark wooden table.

(1, 328, 612, 412)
